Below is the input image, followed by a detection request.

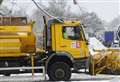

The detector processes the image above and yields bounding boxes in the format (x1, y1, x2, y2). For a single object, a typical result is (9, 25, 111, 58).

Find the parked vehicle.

(0, 17, 119, 81)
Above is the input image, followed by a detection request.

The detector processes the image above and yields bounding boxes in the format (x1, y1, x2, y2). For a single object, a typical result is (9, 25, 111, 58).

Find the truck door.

(58, 26, 88, 59)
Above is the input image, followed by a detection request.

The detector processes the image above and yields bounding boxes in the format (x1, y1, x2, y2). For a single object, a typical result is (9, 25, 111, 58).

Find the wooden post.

(31, 54, 34, 76)
(92, 59, 95, 75)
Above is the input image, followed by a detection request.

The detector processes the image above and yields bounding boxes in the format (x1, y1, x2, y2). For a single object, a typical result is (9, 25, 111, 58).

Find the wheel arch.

(46, 52, 74, 71)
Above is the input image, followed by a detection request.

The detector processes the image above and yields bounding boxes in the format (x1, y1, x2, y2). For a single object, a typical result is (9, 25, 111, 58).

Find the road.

(0, 73, 120, 82)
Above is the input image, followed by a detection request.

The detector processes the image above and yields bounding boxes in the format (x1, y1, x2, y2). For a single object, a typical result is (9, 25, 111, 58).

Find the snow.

(88, 37, 107, 55)
(0, 73, 119, 82)
(89, 37, 107, 50)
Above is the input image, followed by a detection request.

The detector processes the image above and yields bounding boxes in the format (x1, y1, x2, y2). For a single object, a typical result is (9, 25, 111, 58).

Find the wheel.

(4, 73, 10, 76)
(47, 62, 71, 81)
(3, 72, 11, 76)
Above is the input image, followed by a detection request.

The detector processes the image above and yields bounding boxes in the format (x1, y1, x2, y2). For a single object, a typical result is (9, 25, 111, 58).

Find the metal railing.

(0, 66, 46, 80)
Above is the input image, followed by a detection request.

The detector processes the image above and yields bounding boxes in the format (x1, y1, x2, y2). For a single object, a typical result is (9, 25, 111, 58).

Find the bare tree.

(0, 6, 10, 16)
(47, 0, 70, 17)
(0, 0, 3, 5)
(107, 16, 120, 31)
(12, 8, 27, 17)
(79, 12, 105, 36)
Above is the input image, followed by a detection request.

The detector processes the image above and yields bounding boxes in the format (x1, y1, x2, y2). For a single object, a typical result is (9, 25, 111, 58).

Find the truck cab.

(45, 19, 89, 81)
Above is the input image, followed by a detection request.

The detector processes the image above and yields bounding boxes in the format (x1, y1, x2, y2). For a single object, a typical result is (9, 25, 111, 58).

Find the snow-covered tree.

(107, 16, 120, 31)
(0, 0, 3, 5)
(47, 0, 70, 17)
(79, 12, 105, 36)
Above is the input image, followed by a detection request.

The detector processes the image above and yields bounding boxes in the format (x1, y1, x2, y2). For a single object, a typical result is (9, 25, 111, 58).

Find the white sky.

(71, 0, 119, 22)
(2, 0, 120, 22)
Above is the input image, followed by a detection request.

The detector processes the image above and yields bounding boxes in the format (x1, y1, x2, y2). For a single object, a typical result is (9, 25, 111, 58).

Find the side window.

(62, 26, 83, 40)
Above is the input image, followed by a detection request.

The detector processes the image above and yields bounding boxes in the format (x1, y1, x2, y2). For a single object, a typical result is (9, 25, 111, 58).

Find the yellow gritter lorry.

(0, 16, 119, 81)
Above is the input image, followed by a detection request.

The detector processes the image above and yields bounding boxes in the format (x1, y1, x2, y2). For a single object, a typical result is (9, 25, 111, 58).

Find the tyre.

(4, 73, 11, 76)
(47, 62, 71, 81)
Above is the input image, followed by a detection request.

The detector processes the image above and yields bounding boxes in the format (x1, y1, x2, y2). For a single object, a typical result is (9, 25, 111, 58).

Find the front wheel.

(4, 73, 11, 76)
(47, 62, 71, 81)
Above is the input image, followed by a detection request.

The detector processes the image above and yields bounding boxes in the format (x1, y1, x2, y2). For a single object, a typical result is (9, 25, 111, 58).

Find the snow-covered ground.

(0, 73, 119, 82)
